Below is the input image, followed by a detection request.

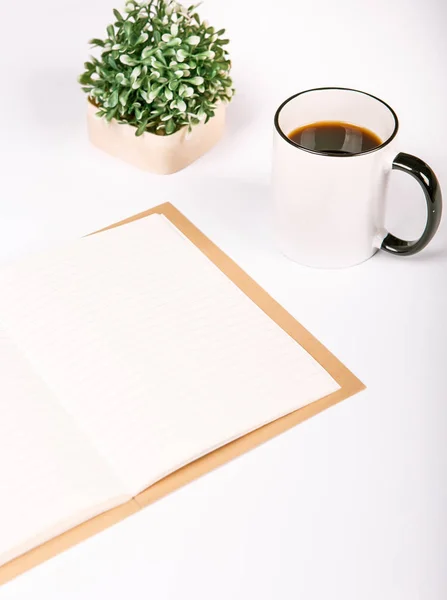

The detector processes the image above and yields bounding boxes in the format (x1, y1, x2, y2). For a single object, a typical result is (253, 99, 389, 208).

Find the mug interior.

(275, 87, 398, 156)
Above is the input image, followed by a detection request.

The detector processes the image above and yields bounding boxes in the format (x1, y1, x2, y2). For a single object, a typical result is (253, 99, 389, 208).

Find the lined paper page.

(0, 328, 127, 567)
(0, 214, 339, 496)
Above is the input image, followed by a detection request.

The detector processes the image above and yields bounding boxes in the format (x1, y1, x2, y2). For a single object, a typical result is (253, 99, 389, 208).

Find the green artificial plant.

(79, 0, 234, 136)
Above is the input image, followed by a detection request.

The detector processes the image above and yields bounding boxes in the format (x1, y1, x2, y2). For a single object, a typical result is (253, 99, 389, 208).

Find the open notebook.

(0, 203, 364, 583)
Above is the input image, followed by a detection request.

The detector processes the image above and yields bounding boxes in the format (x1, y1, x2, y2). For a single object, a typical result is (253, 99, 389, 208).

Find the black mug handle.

(381, 152, 442, 256)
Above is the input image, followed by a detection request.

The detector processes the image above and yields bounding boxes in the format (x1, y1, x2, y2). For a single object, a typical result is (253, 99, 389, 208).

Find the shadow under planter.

(87, 100, 226, 174)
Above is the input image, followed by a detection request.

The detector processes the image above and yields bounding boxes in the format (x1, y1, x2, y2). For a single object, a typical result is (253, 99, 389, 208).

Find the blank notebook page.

(0, 327, 127, 567)
(0, 214, 340, 496)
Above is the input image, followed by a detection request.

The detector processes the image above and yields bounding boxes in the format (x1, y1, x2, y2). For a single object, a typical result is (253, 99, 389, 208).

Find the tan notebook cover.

(0, 202, 364, 586)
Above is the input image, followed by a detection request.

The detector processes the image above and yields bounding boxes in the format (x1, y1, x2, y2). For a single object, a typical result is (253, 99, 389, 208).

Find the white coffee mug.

(272, 87, 442, 268)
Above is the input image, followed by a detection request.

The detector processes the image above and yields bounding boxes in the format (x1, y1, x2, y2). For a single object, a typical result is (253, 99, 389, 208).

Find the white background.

(1, 0, 446, 598)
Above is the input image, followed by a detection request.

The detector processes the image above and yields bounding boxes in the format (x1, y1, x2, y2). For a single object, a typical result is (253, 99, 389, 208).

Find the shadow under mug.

(272, 87, 442, 268)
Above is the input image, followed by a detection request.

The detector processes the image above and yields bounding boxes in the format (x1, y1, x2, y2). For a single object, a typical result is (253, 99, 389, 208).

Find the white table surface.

(1, 0, 446, 598)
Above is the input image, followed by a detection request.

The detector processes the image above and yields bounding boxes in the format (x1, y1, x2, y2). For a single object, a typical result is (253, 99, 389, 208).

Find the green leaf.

(165, 119, 175, 134)
(136, 120, 148, 136)
(107, 55, 118, 69)
(148, 86, 162, 101)
(124, 21, 133, 38)
(106, 24, 115, 39)
(119, 88, 131, 106)
(108, 89, 119, 108)
(186, 35, 200, 45)
(120, 54, 135, 66)
(115, 72, 128, 85)
(166, 37, 181, 47)
(142, 47, 156, 60)
(155, 49, 167, 65)
(188, 76, 204, 85)
(136, 32, 149, 45)
(177, 49, 188, 61)
(150, 60, 163, 70)
(79, 72, 92, 85)
(105, 106, 118, 121)
(89, 38, 105, 47)
(113, 9, 123, 22)
(219, 39, 230, 45)
(131, 66, 142, 80)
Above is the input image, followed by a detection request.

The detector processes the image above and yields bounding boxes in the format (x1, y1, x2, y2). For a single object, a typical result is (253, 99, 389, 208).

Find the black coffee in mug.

(287, 121, 382, 155)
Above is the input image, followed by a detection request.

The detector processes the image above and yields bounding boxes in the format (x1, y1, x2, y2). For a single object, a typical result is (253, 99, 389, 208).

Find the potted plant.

(79, 0, 234, 174)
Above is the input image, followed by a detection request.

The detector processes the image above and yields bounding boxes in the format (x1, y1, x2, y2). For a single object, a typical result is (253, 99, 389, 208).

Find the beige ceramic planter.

(87, 100, 225, 174)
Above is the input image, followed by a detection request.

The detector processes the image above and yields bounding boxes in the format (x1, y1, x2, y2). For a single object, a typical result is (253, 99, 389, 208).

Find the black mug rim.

(274, 87, 399, 158)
